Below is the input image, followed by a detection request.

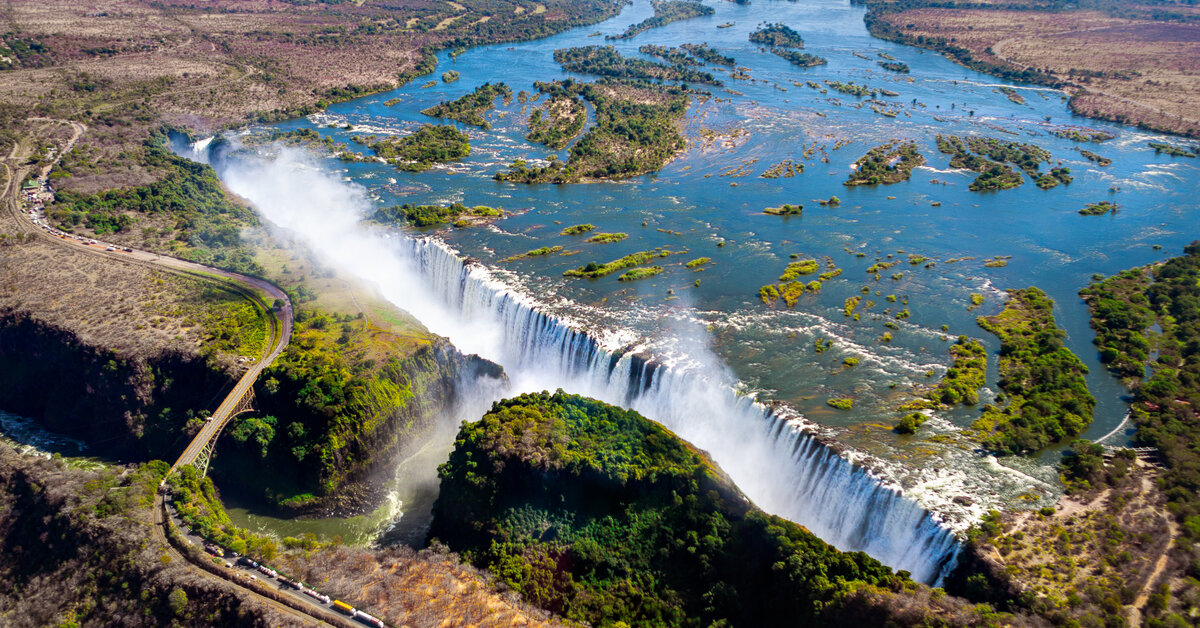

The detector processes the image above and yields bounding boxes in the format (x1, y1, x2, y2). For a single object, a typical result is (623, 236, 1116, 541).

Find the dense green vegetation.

(1148, 141, 1198, 157)
(878, 61, 910, 73)
(824, 80, 875, 97)
(554, 46, 720, 85)
(48, 132, 261, 274)
(586, 232, 628, 243)
(497, 79, 690, 183)
(749, 24, 806, 48)
(525, 83, 588, 149)
(759, 259, 827, 308)
(371, 202, 501, 228)
(356, 124, 470, 171)
(973, 288, 1096, 454)
(638, 44, 700, 66)
(561, 223, 596, 235)
(1079, 201, 1119, 216)
(896, 337, 987, 433)
(421, 82, 512, 129)
(1091, 244, 1200, 560)
(1079, 267, 1155, 380)
(617, 266, 663, 281)
(769, 49, 828, 68)
(564, 249, 670, 278)
(844, 141, 925, 186)
(608, 0, 714, 40)
(1051, 129, 1114, 142)
(170, 464, 280, 560)
(827, 398, 854, 410)
(1034, 167, 1072, 189)
(1079, 149, 1112, 166)
(503, 245, 564, 262)
(680, 43, 735, 66)
(442, 70, 460, 83)
(969, 165, 1024, 192)
(427, 391, 947, 627)
(937, 134, 1056, 191)
(763, 203, 803, 215)
(685, 257, 710, 269)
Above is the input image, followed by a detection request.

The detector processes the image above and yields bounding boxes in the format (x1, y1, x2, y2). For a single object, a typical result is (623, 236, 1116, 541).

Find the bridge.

(0, 119, 294, 479)
(169, 275, 292, 477)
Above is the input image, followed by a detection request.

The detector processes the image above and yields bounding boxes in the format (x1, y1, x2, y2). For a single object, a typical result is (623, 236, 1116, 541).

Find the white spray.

(187, 142, 961, 584)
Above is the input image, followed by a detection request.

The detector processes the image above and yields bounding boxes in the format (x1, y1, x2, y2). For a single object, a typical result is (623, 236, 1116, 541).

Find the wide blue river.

(228, 0, 1200, 552)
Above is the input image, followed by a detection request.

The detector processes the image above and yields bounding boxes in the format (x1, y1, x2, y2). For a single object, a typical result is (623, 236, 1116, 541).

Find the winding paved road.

(0, 120, 342, 627)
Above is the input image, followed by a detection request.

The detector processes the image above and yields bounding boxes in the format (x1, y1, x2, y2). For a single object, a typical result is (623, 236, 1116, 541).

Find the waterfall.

(394, 236, 961, 584)
(178, 137, 962, 584)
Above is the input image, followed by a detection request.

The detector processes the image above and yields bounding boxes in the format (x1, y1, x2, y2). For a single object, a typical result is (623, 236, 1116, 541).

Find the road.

(0, 119, 351, 627)
(0, 118, 293, 473)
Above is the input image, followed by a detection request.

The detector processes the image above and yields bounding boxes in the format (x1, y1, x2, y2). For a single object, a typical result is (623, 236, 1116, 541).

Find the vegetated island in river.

(936, 135, 1055, 192)
(553, 45, 721, 85)
(844, 141, 925, 186)
(563, 249, 672, 278)
(749, 23, 806, 48)
(496, 79, 690, 183)
(427, 390, 1010, 627)
(680, 42, 736, 66)
(972, 287, 1096, 454)
(525, 81, 588, 149)
(895, 335, 987, 434)
(351, 124, 470, 172)
(371, 202, 503, 228)
(1078, 244, 1200, 531)
(607, 0, 714, 40)
(770, 49, 828, 68)
(421, 82, 513, 129)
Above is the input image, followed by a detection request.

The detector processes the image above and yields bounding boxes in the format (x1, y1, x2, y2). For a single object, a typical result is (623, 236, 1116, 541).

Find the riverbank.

(860, 0, 1200, 138)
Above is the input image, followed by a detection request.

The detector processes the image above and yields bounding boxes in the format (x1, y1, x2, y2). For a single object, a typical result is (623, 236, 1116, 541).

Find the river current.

(209, 0, 1200, 581)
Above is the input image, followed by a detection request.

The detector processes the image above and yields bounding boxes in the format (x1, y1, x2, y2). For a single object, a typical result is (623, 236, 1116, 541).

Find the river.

(204, 0, 1199, 584)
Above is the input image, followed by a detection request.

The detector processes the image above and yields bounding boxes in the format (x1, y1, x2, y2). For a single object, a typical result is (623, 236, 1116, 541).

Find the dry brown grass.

(974, 462, 1178, 624)
(877, 8, 1200, 136)
(0, 0, 623, 192)
(273, 545, 563, 628)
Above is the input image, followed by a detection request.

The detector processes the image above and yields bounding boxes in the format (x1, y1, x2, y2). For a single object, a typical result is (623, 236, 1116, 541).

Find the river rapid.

(200, 0, 1200, 583)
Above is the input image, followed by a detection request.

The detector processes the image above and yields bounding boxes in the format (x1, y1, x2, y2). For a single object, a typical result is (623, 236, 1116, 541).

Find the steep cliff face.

(428, 391, 1007, 627)
(0, 308, 234, 459)
(0, 308, 504, 515)
(219, 338, 505, 515)
(0, 447, 305, 627)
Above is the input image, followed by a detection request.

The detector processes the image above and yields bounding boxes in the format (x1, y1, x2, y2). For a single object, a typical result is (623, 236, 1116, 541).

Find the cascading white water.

(182, 140, 961, 584)
(395, 236, 962, 584)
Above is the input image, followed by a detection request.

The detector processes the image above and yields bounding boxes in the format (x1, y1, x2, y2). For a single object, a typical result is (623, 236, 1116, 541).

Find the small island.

(371, 202, 503, 228)
(770, 49, 828, 68)
(421, 82, 513, 129)
(354, 124, 470, 172)
(749, 23, 806, 48)
(1079, 201, 1119, 216)
(844, 141, 925, 186)
(564, 249, 671, 278)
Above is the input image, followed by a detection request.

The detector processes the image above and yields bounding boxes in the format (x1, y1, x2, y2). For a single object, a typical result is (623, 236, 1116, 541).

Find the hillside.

(429, 390, 1019, 626)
